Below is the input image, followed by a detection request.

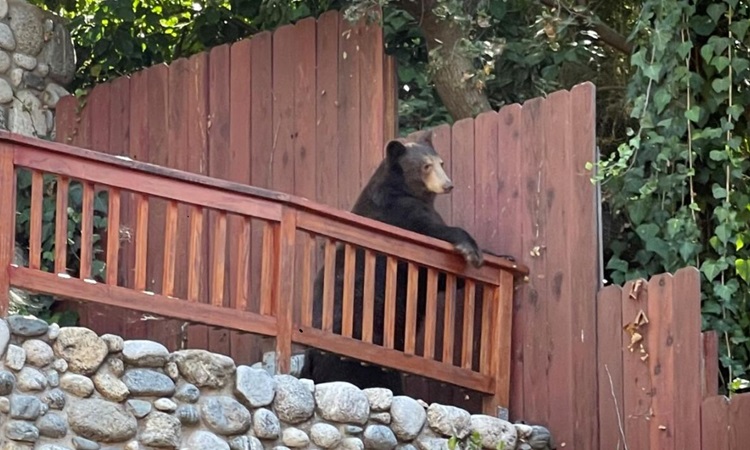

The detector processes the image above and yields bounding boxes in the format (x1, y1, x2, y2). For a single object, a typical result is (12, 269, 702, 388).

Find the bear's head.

(385, 130, 453, 200)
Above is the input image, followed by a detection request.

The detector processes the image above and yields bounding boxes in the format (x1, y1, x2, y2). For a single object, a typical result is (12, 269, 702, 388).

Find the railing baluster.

(362, 250, 375, 343)
(480, 284, 495, 373)
(442, 274, 456, 364)
(300, 234, 314, 326)
(461, 279, 476, 369)
(0, 149, 15, 315)
(105, 188, 121, 285)
(321, 239, 336, 332)
(162, 200, 178, 297)
(79, 181, 94, 280)
(133, 193, 149, 291)
(342, 243, 356, 337)
(211, 211, 227, 307)
(423, 268, 438, 359)
(259, 221, 276, 316)
(274, 208, 297, 374)
(235, 217, 251, 311)
(187, 205, 203, 302)
(383, 256, 397, 349)
(483, 271, 515, 413)
(54, 176, 69, 275)
(405, 262, 419, 355)
(29, 170, 43, 270)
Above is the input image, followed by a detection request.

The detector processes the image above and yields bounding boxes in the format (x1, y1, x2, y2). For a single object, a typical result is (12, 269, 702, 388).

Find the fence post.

(483, 270, 515, 416)
(275, 207, 297, 374)
(0, 144, 15, 316)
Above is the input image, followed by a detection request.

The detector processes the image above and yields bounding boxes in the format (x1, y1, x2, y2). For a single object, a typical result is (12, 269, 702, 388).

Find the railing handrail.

(0, 130, 528, 278)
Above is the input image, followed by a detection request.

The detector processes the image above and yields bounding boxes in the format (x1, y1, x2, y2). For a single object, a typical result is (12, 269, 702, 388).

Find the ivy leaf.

(730, 18, 749, 41)
(690, 15, 716, 36)
(606, 257, 628, 273)
(737, 235, 745, 251)
(685, 105, 702, 123)
(707, 4, 727, 23)
(636, 223, 659, 240)
(712, 184, 728, 199)
(711, 77, 731, 92)
(709, 150, 728, 161)
(642, 63, 662, 81)
(715, 224, 731, 244)
(701, 260, 723, 282)
(700, 44, 714, 63)
(702, 299, 723, 315)
(653, 88, 671, 114)
(736, 259, 750, 283)
(711, 56, 731, 73)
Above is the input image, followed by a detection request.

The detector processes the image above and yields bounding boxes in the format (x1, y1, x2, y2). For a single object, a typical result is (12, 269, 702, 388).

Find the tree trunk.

(395, 0, 492, 120)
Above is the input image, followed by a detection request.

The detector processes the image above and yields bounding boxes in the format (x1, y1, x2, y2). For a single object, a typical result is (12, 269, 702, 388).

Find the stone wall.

(0, 314, 554, 450)
(0, 0, 75, 139)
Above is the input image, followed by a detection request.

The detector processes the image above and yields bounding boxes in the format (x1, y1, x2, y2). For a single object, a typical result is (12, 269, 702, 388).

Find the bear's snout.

(443, 181, 454, 193)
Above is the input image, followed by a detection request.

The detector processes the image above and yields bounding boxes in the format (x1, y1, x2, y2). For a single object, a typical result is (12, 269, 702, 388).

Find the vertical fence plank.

(272, 24, 296, 199)
(622, 279, 651, 450)
(672, 268, 702, 450)
(315, 11, 339, 210)
(227, 38, 254, 363)
(541, 91, 574, 444)
(701, 395, 729, 450)
(359, 18, 384, 181)
(728, 393, 750, 448)
(382, 54, 398, 141)
(54, 95, 77, 145)
(103, 75, 130, 338)
(145, 64, 171, 347)
(250, 31, 274, 322)
(702, 331, 719, 398)
(597, 285, 625, 450)
(432, 124, 452, 223)
(337, 16, 362, 209)
(648, 273, 675, 450)
(207, 44, 232, 356)
(184, 52, 210, 350)
(519, 97, 549, 426)
(0, 146, 14, 315)
(133, 195, 149, 292)
(496, 103, 526, 419)
(162, 200, 178, 297)
(567, 83, 599, 450)
(121, 69, 150, 340)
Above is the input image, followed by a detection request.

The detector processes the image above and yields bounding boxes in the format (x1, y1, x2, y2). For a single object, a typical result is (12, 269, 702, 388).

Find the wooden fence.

(597, 267, 750, 450)
(1, 130, 526, 414)
(52, 8, 603, 438)
(54, 10, 397, 365)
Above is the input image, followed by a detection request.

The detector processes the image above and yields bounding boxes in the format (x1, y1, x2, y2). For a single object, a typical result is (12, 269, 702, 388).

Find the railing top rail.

(1, 131, 529, 277)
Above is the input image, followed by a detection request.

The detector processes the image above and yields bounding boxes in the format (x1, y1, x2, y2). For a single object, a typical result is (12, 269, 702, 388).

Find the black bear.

(299, 131, 489, 394)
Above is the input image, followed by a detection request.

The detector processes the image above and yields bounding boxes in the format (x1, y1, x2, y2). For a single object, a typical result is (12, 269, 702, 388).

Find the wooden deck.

(0, 131, 528, 414)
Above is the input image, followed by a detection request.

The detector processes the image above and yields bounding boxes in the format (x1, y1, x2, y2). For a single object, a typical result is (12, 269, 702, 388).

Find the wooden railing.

(0, 131, 528, 413)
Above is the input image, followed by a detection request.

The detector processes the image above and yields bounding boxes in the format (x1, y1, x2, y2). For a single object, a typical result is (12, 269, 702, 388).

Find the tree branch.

(539, 0, 633, 54)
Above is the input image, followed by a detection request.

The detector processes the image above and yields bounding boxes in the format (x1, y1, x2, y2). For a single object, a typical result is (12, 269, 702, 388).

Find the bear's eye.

(423, 163, 431, 172)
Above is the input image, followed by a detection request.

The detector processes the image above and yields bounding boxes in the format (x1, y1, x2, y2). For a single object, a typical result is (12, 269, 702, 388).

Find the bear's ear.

(386, 140, 407, 161)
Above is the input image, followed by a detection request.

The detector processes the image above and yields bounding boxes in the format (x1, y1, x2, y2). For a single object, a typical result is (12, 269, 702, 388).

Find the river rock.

(469, 415, 518, 450)
(0, 318, 9, 356)
(125, 399, 151, 419)
(100, 334, 124, 353)
(37, 412, 68, 438)
(0, 369, 15, 394)
(60, 373, 94, 397)
(7, 315, 48, 337)
(92, 371, 129, 402)
(274, 374, 314, 424)
(16, 366, 47, 391)
(122, 340, 168, 367)
(283, 428, 310, 447)
(141, 412, 181, 448)
(426, 404, 471, 439)
(200, 396, 252, 435)
(174, 383, 200, 403)
(121, 369, 175, 396)
(315, 381, 369, 425)
(171, 349, 235, 388)
(53, 327, 108, 375)
(22, 340, 53, 367)
(187, 431, 230, 450)
(363, 425, 398, 450)
(253, 408, 280, 439)
(5, 420, 39, 442)
(68, 399, 137, 442)
(364, 388, 393, 411)
(228, 436, 263, 450)
(235, 366, 275, 407)
(9, 394, 42, 420)
(391, 396, 426, 441)
(6, 344, 26, 370)
(310, 423, 342, 448)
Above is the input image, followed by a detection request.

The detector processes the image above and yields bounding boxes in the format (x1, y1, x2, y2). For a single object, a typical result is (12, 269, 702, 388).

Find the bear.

(298, 130, 500, 394)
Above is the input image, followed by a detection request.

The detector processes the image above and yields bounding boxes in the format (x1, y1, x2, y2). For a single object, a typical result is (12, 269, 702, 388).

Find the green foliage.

(30, 0, 340, 91)
(447, 430, 506, 450)
(595, 0, 750, 386)
(14, 170, 109, 321)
